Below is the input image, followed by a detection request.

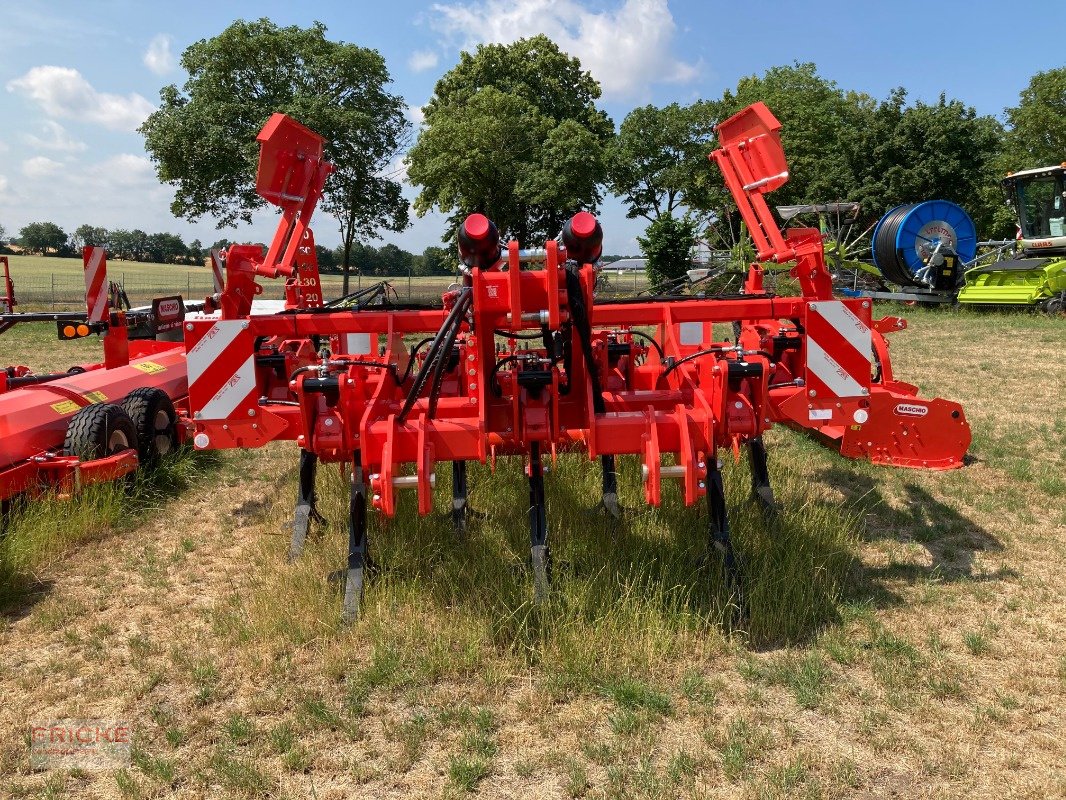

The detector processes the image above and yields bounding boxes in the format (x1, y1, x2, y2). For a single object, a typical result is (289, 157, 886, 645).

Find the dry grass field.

(0, 306, 1064, 799)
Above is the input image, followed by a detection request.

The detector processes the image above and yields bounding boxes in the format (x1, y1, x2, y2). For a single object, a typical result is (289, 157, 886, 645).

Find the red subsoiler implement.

(0, 249, 191, 505)
(182, 104, 971, 622)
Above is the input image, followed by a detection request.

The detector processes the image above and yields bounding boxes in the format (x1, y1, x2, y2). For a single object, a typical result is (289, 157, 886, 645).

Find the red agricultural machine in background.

(0, 248, 191, 505)
(183, 106, 971, 622)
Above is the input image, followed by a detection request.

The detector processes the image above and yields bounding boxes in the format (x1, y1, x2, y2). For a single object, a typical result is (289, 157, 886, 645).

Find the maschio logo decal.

(894, 403, 928, 417)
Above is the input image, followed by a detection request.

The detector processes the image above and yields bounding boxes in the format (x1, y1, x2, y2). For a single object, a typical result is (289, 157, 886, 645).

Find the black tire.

(63, 403, 138, 462)
(120, 387, 177, 464)
(1044, 296, 1064, 316)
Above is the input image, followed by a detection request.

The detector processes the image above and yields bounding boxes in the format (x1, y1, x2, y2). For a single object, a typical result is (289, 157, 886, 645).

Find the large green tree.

(140, 18, 410, 294)
(607, 101, 720, 223)
(407, 35, 613, 245)
(18, 222, 67, 255)
(847, 90, 1003, 232)
(1000, 67, 1066, 170)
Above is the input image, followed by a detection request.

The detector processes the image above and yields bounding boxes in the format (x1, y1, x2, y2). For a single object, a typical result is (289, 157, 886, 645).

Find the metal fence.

(8, 270, 650, 310)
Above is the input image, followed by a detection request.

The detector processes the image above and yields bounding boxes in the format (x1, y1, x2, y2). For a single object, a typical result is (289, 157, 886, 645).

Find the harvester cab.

(1006, 165, 1066, 253)
(955, 165, 1066, 312)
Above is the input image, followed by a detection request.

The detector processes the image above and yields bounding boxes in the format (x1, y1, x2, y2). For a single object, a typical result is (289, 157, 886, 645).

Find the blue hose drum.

(871, 200, 976, 289)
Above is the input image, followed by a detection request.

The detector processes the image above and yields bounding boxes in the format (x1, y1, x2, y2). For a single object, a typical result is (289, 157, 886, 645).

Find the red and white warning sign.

(804, 300, 871, 399)
(82, 246, 109, 323)
(186, 321, 258, 422)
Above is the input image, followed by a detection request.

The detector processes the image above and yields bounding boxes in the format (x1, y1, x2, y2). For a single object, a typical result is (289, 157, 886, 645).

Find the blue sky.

(1, 0, 1062, 257)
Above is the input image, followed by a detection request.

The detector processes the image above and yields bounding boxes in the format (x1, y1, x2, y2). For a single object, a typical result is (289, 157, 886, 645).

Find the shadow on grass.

(815, 465, 1009, 610)
(0, 448, 223, 617)
(264, 448, 859, 674)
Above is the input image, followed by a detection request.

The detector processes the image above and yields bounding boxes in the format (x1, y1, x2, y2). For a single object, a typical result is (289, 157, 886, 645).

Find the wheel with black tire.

(120, 387, 177, 464)
(63, 403, 138, 462)
(1044, 296, 1064, 316)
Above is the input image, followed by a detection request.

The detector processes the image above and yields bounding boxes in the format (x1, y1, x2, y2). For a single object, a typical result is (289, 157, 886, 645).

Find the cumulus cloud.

(428, 0, 699, 100)
(6, 66, 155, 131)
(24, 120, 87, 152)
(22, 156, 63, 178)
(143, 34, 176, 75)
(408, 49, 440, 73)
(86, 154, 156, 187)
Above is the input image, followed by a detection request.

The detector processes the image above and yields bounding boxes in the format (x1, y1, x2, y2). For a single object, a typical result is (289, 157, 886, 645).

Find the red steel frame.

(0, 249, 190, 502)
(184, 105, 971, 621)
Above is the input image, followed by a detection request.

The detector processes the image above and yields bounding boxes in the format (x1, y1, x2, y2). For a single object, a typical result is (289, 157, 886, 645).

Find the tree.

(0, 222, 7, 245)
(607, 101, 720, 222)
(847, 91, 1004, 234)
(1001, 67, 1066, 172)
(418, 245, 453, 277)
(74, 224, 109, 250)
(139, 19, 410, 295)
(187, 239, 204, 264)
(407, 35, 613, 244)
(638, 214, 699, 292)
(19, 221, 67, 255)
(314, 244, 337, 272)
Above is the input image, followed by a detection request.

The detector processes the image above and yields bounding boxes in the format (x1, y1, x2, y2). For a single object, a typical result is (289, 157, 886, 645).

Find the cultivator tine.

(600, 454, 621, 519)
(528, 444, 550, 603)
(290, 448, 325, 562)
(341, 454, 368, 624)
(452, 460, 469, 533)
(746, 437, 778, 513)
(706, 458, 744, 613)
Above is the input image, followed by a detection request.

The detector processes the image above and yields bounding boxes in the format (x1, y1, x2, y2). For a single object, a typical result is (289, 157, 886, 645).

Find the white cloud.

(143, 34, 176, 75)
(24, 120, 87, 152)
(86, 154, 156, 187)
(379, 154, 409, 183)
(429, 0, 699, 100)
(406, 104, 425, 125)
(22, 156, 63, 178)
(6, 66, 155, 131)
(408, 49, 440, 73)
(0, 175, 8, 193)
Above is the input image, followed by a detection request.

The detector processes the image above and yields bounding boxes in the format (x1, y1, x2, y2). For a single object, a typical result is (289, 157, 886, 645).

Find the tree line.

(11, 21, 1061, 293)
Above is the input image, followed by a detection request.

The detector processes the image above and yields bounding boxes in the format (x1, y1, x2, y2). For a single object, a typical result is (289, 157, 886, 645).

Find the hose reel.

(872, 200, 976, 289)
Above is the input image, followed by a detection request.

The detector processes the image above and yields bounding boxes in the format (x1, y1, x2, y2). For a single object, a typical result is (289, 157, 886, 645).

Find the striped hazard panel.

(804, 300, 871, 399)
(186, 321, 258, 420)
(83, 246, 109, 323)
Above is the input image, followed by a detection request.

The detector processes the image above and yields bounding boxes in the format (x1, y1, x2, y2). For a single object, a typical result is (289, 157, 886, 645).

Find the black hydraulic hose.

(564, 267, 605, 414)
(400, 337, 436, 384)
(493, 328, 545, 340)
(398, 288, 471, 423)
(661, 346, 731, 379)
(426, 292, 471, 419)
(628, 330, 665, 360)
(490, 355, 521, 397)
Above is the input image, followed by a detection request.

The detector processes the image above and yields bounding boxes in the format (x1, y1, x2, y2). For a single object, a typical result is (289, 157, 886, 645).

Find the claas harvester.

(184, 105, 971, 622)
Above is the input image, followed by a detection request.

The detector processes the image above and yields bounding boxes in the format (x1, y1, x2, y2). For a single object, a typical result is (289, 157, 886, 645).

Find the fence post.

(187, 274, 191, 297)
(51, 274, 55, 310)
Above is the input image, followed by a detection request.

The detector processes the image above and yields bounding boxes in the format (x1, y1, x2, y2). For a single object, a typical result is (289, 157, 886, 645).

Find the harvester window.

(1018, 176, 1063, 239)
